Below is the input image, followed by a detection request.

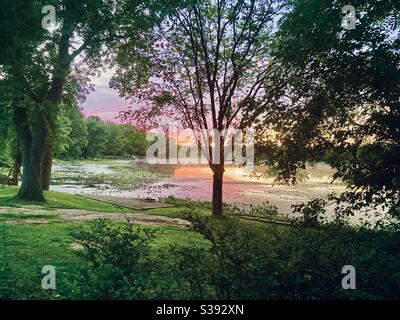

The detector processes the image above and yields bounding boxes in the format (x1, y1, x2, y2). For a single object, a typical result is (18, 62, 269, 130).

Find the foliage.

(82, 117, 109, 159)
(67, 210, 400, 300)
(77, 117, 149, 159)
(0, 100, 19, 163)
(114, 0, 286, 216)
(51, 115, 149, 160)
(0, 0, 168, 200)
(226, 202, 279, 219)
(69, 220, 157, 299)
(55, 105, 88, 159)
(248, 0, 400, 218)
(175, 211, 400, 299)
(292, 198, 329, 228)
(161, 196, 280, 219)
(67, 219, 209, 299)
(0, 0, 399, 301)
(0, 186, 399, 300)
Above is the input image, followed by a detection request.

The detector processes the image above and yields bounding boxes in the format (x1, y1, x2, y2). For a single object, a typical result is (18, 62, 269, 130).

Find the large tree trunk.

(14, 107, 47, 202)
(12, 38, 69, 198)
(41, 63, 69, 190)
(41, 145, 53, 191)
(18, 144, 45, 201)
(211, 164, 225, 217)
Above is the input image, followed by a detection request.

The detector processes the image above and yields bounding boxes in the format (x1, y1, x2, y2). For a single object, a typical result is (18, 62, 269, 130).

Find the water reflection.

(51, 161, 346, 216)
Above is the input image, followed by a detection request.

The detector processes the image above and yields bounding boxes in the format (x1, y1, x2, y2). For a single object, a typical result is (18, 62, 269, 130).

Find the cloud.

(90, 68, 115, 86)
(81, 85, 131, 123)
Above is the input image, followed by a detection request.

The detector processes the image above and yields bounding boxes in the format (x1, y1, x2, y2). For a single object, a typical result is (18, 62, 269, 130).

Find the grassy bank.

(0, 187, 207, 299)
(0, 186, 128, 212)
(0, 187, 398, 300)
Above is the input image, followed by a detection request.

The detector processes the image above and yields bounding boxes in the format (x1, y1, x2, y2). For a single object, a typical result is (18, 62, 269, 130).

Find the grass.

(0, 222, 84, 299)
(0, 186, 211, 299)
(0, 186, 131, 213)
(0, 186, 281, 299)
(0, 223, 209, 299)
(145, 207, 196, 219)
(0, 213, 57, 220)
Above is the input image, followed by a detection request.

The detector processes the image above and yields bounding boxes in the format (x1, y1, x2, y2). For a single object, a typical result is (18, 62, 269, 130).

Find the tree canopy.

(114, 0, 285, 216)
(1, 0, 169, 200)
(248, 0, 400, 218)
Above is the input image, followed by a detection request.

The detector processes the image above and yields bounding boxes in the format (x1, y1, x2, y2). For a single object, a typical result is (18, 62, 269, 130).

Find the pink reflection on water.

(162, 165, 345, 215)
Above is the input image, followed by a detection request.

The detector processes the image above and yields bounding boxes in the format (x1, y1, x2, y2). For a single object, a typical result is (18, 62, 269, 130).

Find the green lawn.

(1, 187, 396, 300)
(0, 187, 208, 299)
(0, 186, 130, 213)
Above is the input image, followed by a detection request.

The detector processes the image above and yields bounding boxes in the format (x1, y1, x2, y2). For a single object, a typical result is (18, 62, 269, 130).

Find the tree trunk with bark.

(211, 163, 225, 217)
(14, 107, 47, 201)
(41, 145, 53, 191)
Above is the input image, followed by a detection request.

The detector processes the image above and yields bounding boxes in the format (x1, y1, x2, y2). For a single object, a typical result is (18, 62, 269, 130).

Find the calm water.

(51, 161, 351, 217)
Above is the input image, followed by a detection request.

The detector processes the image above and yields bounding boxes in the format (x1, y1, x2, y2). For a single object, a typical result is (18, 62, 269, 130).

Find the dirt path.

(56, 209, 190, 226)
(0, 206, 189, 226)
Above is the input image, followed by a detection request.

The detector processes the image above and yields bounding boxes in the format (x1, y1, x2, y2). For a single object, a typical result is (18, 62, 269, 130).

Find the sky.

(80, 69, 130, 123)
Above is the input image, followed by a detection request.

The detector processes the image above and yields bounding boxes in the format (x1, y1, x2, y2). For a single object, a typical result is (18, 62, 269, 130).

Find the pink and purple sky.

(81, 70, 130, 123)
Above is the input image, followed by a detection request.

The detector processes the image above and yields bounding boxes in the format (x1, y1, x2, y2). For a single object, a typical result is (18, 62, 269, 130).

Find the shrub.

(179, 211, 400, 299)
(66, 213, 400, 300)
(161, 196, 281, 220)
(68, 219, 157, 299)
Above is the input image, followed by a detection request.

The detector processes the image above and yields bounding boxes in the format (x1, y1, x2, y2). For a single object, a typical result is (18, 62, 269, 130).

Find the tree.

(119, 125, 149, 157)
(1, 0, 164, 201)
(104, 123, 124, 158)
(114, 0, 284, 216)
(55, 104, 88, 160)
(0, 106, 22, 186)
(0, 0, 41, 65)
(83, 117, 109, 159)
(53, 112, 73, 156)
(248, 0, 400, 218)
(0, 109, 11, 161)
(0, 0, 42, 185)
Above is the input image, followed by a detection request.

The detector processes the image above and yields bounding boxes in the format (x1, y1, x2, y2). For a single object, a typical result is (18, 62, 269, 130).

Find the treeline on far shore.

(0, 106, 149, 163)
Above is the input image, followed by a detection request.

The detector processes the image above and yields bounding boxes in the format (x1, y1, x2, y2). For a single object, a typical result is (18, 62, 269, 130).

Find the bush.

(67, 219, 209, 300)
(66, 213, 400, 300)
(161, 196, 280, 219)
(180, 212, 289, 299)
(175, 211, 400, 299)
(68, 220, 158, 299)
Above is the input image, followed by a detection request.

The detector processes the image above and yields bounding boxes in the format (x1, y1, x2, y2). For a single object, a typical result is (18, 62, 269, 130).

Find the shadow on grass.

(0, 186, 51, 208)
(0, 213, 57, 220)
(0, 196, 47, 208)
(0, 186, 135, 213)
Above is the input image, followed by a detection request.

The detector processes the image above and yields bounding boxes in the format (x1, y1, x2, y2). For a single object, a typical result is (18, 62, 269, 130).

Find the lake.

(51, 160, 363, 219)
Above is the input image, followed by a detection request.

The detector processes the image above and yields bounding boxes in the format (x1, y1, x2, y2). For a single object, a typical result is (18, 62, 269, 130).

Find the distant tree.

(83, 117, 109, 159)
(78, 118, 148, 159)
(104, 123, 124, 158)
(119, 125, 149, 157)
(53, 112, 72, 156)
(0, 110, 12, 161)
(56, 106, 88, 160)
